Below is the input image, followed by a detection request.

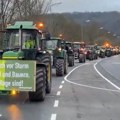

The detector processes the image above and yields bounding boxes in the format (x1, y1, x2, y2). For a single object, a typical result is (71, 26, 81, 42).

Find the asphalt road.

(1, 55, 120, 120)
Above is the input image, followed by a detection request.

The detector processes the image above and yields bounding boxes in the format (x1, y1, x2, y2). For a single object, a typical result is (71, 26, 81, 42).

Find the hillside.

(62, 11, 120, 36)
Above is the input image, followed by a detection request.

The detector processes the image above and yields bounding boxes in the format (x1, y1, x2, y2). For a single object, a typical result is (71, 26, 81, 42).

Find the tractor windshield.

(74, 44, 80, 49)
(80, 43, 86, 48)
(66, 43, 72, 47)
(46, 39, 58, 50)
(5, 30, 36, 49)
(6, 31, 19, 49)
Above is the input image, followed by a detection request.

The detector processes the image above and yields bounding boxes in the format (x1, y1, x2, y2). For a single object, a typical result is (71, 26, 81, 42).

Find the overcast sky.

(51, 0, 120, 13)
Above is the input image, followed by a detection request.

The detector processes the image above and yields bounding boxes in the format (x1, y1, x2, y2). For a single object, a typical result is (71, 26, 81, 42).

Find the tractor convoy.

(0, 21, 119, 102)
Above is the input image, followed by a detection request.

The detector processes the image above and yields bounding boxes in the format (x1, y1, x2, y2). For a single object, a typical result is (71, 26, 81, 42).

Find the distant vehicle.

(41, 37, 68, 76)
(73, 42, 86, 63)
(96, 46, 105, 58)
(99, 47, 106, 58)
(105, 48, 112, 57)
(86, 45, 98, 60)
(78, 47, 86, 63)
(73, 42, 80, 59)
(65, 41, 74, 66)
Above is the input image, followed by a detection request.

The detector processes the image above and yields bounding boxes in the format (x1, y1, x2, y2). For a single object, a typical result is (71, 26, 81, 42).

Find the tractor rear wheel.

(64, 59, 68, 74)
(36, 54, 52, 94)
(56, 59, 64, 76)
(68, 56, 74, 67)
(29, 67, 46, 101)
(46, 64, 52, 94)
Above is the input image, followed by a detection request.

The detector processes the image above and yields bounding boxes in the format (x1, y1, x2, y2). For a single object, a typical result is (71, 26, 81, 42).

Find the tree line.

(0, 0, 118, 46)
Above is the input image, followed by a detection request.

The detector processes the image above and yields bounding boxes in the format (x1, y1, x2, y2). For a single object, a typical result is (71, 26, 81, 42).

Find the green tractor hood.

(2, 51, 24, 60)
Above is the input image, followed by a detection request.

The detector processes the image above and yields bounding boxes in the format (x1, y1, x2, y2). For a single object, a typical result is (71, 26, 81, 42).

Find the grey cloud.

(52, 0, 120, 12)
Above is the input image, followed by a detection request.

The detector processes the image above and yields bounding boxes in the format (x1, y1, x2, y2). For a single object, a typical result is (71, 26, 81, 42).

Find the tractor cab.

(63, 41, 73, 51)
(2, 21, 42, 60)
(0, 21, 52, 101)
(42, 37, 65, 51)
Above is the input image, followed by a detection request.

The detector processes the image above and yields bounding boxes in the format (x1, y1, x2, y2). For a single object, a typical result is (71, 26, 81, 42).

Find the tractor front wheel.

(56, 59, 64, 76)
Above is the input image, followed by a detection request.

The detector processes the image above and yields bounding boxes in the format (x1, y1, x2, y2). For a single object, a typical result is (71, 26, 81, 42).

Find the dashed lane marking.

(59, 85, 63, 89)
(51, 114, 57, 120)
(64, 62, 120, 92)
(56, 91, 61, 96)
(54, 100, 59, 107)
(61, 81, 65, 84)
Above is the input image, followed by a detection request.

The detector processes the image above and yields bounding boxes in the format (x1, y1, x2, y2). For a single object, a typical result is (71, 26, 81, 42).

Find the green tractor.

(42, 37, 68, 76)
(0, 21, 52, 101)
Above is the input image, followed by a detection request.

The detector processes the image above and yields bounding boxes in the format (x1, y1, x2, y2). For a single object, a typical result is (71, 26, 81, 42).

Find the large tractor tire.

(79, 54, 86, 63)
(29, 67, 46, 101)
(40, 54, 51, 64)
(79, 58, 82, 63)
(56, 59, 64, 76)
(89, 54, 93, 61)
(46, 64, 52, 94)
(64, 58, 68, 74)
(68, 56, 74, 67)
(36, 54, 52, 94)
(79, 57, 85, 63)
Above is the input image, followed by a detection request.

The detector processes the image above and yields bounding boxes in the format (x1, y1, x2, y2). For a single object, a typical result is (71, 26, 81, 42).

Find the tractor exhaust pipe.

(19, 25, 23, 50)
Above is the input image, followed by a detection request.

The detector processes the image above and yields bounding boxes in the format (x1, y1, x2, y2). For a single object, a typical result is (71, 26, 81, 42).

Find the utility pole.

(49, 2, 62, 13)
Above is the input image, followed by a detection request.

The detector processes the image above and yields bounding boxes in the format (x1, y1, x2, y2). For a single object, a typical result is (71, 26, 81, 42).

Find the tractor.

(42, 37, 68, 76)
(0, 21, 52, 102)
(73, 42, 86, 63)
(63, 41, 74, 67)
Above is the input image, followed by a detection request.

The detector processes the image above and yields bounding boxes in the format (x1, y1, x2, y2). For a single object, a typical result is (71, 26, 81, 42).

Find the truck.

(0, 21, 52, 101)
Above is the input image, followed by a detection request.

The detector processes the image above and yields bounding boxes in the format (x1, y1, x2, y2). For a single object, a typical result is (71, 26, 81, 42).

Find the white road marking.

(54, 100, 59, 107)
(94, 60, 120, 90)
(45, 95, 55, 98)
(112, 62, 120, 64)
(0, 114, 2, 117)
(59, 85, 63, 89)
(64, 63, 120, 92)
(61, 81, 65, 84)
(57, 91, 61, 96)
(51, 114, 57, 120)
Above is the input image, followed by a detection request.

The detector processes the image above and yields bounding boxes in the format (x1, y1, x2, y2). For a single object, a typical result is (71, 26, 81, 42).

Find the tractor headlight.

(97, 51, 100, 54)
(11, 90, 17, 96)
(58, 48, 62, 51)
(43, 51, 46, 54)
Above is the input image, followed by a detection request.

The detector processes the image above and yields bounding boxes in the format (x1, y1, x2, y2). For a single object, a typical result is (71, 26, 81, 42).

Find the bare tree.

(14, 0, 53, 21)
(0, 0, 53, 30)
(0, 0, 17, 29)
